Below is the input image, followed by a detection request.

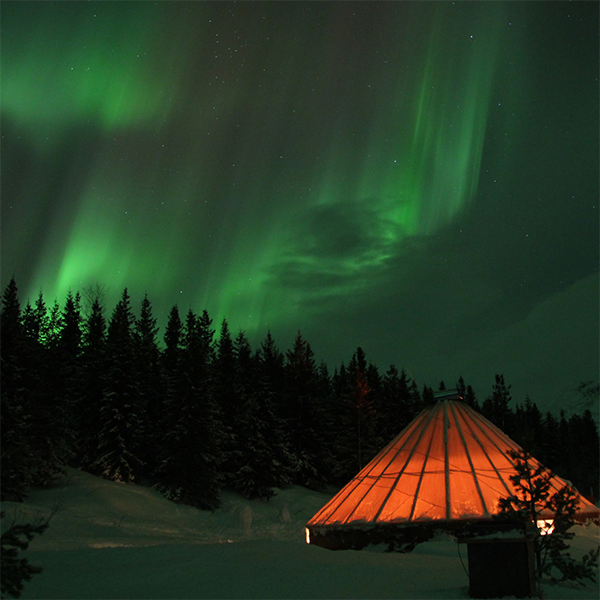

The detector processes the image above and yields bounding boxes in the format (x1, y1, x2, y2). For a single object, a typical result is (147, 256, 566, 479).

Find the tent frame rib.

(443, 402, 451, 520)
(306, 400, 600, 548)
(407, 419, 436, 521)
(342, 412, 426, 524)
(373, 406, 439, 523)
(462, 408, 521, 497)
(311, 418, 421, 524)
(448, 401, 490, 517)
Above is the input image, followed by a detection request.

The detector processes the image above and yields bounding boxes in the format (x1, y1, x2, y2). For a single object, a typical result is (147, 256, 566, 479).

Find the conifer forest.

(2, 278, 598, 509)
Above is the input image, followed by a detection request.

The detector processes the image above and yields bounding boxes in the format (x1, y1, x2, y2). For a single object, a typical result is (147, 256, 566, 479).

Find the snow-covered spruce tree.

(0, 278, 34, 501)
(456, 375, 479, 410)
(213, 319, 241, 485)
(513, 396, 544, 460)
(74, 297, 107, 470)
(497, 448, 599, 588)
(161, 304, 184, 377)
(153, 308, 221, 510)
(54, 291, 84, 462)
(0, 511, 49, 599)
(152, 304, 184, 492)
(377, 366, 416, 445)
(229, 331, 290, 500)
(132, 294, 163, 475)
(92, 289, 145, 483)
(540, 411, 561, 476)
(561, 410, 599, 502)
(255, 332, 296, 486)
(482, 374, 514, 436)
(283, 332, 330, 488)
(21, 293, 66, 489)
(0, 392, 32, 501)
(335, 348, 376, 480)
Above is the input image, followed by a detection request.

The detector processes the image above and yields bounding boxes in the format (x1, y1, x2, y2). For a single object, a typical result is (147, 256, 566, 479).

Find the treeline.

(1, 278, 598, 508)
(479, 376, 599, 500)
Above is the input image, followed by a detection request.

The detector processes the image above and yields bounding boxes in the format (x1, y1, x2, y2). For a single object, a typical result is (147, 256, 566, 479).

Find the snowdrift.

(1, 467, 598, 599)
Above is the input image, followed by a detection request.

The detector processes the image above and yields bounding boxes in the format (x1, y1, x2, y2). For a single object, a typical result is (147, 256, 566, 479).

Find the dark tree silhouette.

(1, 511, 49, 599)
(0, 278, 32, 500)
(497, 448, 599, 588)
(1, 278, 597, 510)
(133, 294, 162, 475)
(283, 332, 330, 488)
(74, 297, 106, 470)
(379, 366, 419, 444)
(92, 289, 145, 483)
(336, 348, 378, 478)
(482, 374, 513, 434)
(154, 309, 221, 509)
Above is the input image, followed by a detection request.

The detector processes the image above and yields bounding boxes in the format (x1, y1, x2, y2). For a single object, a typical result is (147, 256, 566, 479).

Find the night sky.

(2, 1, 598, 412)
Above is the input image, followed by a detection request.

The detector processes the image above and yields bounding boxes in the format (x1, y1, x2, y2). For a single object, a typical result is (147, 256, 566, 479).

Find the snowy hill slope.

(3, 467, 326, 550)
(2, 468, 598, 599)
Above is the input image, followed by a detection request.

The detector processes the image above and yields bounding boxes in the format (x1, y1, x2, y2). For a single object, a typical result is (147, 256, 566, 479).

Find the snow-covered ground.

(2, 467, 598, 599)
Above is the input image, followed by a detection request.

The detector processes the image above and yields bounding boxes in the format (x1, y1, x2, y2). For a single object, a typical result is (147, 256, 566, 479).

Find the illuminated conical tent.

(307, 396, 599, 550)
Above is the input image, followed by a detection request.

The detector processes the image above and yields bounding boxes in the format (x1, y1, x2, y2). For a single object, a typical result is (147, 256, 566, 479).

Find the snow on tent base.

(306, 399, 600, 551)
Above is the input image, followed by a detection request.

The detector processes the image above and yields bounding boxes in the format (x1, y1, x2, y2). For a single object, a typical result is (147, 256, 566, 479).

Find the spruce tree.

(0, 278, 33, 500)
(58, 292, 83, 358)
(256, 332, 294, 485)
(456, 376, 467, 402)
(153, 304, 184, 483)
(133, 294, 162, 475)
(283, 332, 328, 488)
(75, 297, 107, 470)
(314, 360, 337, 481)
(56, 291, 84, 444)
(482, 374, 514, 434)
(230, 331, 287, 500)
(379, 366, 418, 443)
(92, 289, 144, 483)
(335, 348, 380, 480)
(2, 278, 23, 345)
(20, 293, 45, 343)
(213, 319, 240, 484)
(1, 511, 49, 599)
(497, 448, 599, 589)
(464, 384, 478, 410)
(539, 411, 561, 475)
(3, 285, 64, 491)
(514, 396, 544, 458)
(162, 304, 184, 375)
(24, 292, 66, 488)
(563, 411, 599, 500)
(154, 309, 221, 509)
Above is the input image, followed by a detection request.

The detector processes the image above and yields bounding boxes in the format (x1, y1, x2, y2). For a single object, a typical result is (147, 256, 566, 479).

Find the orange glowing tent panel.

(307, 399, 599, 536)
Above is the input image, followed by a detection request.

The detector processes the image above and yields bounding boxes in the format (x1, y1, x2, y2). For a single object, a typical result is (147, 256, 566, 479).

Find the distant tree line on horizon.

(2, 278, 598, 509)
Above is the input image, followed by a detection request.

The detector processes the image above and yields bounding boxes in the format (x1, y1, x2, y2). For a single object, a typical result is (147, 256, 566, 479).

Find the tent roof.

(308, 400, 599, 528)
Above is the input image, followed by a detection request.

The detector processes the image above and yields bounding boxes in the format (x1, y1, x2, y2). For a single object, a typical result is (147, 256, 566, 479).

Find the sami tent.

(306, 396, 599, 550)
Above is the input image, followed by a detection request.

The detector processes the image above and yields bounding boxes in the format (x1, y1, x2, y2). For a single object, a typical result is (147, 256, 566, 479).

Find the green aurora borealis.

(2, 1, 598, 409)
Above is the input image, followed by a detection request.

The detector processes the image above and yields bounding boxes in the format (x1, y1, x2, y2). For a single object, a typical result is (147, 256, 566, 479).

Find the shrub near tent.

(306, 393, 600, 551)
